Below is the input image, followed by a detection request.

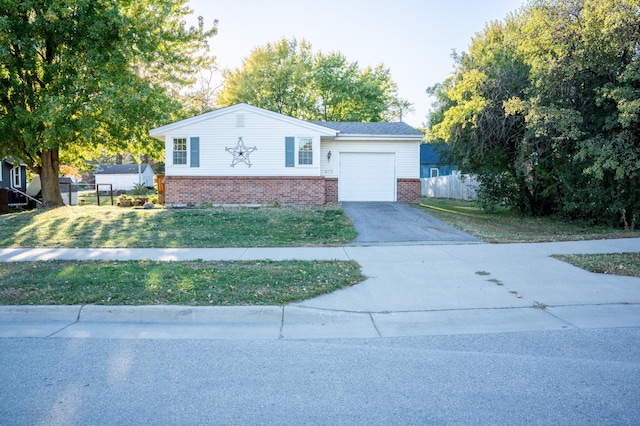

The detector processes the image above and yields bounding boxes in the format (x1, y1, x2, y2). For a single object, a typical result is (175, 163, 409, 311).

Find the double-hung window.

(298, 137, 313, 165)
(173, 138, 187, 165)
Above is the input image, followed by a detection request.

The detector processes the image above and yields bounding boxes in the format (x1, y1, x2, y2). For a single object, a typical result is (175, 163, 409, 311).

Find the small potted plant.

(117, 193, 132, 207)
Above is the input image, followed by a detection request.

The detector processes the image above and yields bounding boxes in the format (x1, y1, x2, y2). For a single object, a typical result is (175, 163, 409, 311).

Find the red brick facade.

(165, 176, 327, 205)
(397, 178, 422, 204)
(164, 176, 421, 206)
(324, 178, 338, 203)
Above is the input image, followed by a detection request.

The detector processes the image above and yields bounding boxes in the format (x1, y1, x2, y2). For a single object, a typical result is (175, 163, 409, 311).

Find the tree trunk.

(40, 149, 65, 208)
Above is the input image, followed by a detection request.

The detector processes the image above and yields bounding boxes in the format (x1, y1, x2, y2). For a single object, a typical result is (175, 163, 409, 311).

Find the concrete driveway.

(341, 202, 480, 245)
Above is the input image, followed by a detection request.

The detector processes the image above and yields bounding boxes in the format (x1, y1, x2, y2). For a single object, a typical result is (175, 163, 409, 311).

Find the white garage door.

(339, 152, 396, 201)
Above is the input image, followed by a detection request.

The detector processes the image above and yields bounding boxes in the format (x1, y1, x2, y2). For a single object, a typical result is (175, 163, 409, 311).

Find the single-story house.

(94, 164, 155, 191)
(149, 103, 423, 206)
(1, 158, 28, 207)
(420, 143, 455, 178)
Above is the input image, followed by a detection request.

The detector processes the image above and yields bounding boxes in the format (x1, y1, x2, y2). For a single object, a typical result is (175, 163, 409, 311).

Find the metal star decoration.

(226, 137, 257, 167)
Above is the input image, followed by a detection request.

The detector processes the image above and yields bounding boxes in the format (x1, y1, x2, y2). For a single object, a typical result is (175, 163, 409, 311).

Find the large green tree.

(217, 38, 313, 118)
(428, 19, 531, 212)
(0, 0, 215, 207)
(217, 38, 409, 122)
(514, 0, 640, 226)
(428, 0, 640, 226)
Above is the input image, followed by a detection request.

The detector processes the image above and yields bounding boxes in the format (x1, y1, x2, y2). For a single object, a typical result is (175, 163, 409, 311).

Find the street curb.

(0, 305, 81, 322)
(0, 305, 284, 324)
(2, 304, 640, 340)
(79, 304, 283, 324)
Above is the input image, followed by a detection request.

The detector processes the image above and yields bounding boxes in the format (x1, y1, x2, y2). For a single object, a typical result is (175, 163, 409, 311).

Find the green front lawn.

(419, 198, 640, 243)
(0, 205, 361, 306)
(0, 205, 357, 248)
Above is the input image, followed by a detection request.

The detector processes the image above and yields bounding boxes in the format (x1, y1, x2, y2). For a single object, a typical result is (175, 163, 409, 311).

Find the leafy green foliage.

(129, 182, 149, 196)
(216, 37, 410, 122)
(0, 0, 216, 205)
(427, 0, 640, 226)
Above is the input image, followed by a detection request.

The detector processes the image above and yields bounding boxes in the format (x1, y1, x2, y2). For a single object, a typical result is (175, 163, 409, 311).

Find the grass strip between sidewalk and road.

(0, 260, 365, 306)
(552, 253, 640, 278)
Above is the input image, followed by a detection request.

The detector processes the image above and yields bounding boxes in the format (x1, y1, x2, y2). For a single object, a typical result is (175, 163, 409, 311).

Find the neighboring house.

(1, 158, 28, 206)
(149, 103, 423, 206)
(94, 164, 155, 191)
(420, 143, 455, 178)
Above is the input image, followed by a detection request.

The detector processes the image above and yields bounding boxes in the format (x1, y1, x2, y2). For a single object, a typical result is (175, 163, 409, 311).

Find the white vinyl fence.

(421, 172, 479, 200)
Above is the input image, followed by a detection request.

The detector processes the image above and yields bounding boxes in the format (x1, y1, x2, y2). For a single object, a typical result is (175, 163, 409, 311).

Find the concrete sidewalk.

(1, 238, 639, 339)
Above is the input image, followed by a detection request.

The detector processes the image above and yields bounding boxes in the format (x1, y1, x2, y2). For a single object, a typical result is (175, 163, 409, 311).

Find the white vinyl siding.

(320, 140, 419, 180)
(162, 108, 328, 177)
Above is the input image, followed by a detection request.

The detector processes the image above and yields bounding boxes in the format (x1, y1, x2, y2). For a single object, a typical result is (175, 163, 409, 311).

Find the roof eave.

(329, 134, 424, 141)
(149, 103, 338, 138)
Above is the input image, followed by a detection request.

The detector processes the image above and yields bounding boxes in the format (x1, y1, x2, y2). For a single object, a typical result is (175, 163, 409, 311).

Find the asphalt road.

(2, 328, 639, 425)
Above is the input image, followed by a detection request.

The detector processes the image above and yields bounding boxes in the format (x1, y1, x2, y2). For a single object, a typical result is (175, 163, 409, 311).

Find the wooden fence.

(157, 174, 165, 205)
(421, 173, 479, 200)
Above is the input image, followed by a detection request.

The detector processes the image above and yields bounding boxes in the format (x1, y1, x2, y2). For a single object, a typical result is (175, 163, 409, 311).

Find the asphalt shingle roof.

(94, 164, 151, 175)
(309, 121, 423, 136)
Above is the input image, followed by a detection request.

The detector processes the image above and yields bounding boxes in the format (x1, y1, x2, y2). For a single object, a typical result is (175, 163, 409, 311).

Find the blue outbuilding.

(420, 143, 455, 178)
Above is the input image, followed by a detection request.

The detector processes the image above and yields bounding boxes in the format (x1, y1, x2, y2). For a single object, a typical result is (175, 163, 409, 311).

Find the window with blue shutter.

(285, 136, 295, 167)
(190, 137, 200, 167)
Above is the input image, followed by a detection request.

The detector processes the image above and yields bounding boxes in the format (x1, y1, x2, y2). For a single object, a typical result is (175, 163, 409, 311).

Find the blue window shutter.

(190, 137, 200, 167)
(285, 136, 295, 167)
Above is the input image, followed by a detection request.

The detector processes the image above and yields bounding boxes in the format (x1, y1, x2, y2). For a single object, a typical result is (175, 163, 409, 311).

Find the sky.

(187, 0, 526, 128)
